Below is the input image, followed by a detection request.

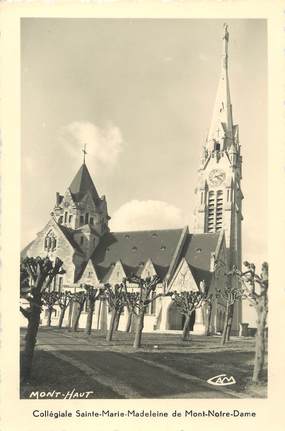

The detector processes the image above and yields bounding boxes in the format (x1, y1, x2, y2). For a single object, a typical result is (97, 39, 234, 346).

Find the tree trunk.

(133, 310, 145, 349)
(125, 310, 133, 333)
(96, 299, 102, 330)
(21, 303, 41, 382)
(106, 309, 117, 342)
(67, 299, 73, 330)
(205, 303, 212, 336)
(72, 301, 84, 332)
(225, 304, 234, 342)
(182, 314, 191, 341)
(221, 303, 232, 345)
(252, 298, 268, 383)
(58, 307, 66, 329)
(115, 307, 123, 331)
(131, 314, 138, 333)
(47, 308, 53, 327)
(85, 304, 95, 335)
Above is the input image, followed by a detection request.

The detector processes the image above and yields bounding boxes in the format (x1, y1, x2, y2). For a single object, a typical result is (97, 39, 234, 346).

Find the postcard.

(1, 1, 284, 430)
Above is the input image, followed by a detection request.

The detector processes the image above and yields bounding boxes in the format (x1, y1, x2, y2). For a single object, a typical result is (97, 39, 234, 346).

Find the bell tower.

(193, 24, 243, 288)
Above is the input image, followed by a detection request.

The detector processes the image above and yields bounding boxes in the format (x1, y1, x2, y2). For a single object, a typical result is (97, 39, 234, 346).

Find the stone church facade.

(21, 25, 242, 335)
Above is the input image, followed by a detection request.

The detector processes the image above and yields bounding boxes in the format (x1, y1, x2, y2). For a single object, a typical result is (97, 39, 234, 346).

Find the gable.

(79, 190, 97, 212)
(62, 188, 76, 209)
(77, 259, 99, 285)
(168, 258, 199, 293)
(107, 260, 126, 285)
(139, 258, 157, 279)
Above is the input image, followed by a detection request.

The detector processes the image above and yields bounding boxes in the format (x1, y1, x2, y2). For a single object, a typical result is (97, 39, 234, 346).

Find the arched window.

(44, 230, 57, 252)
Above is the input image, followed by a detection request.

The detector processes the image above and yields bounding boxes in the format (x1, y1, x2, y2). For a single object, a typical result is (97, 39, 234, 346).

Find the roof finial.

(222, 23, 229, 69)
(82, 143, 87, 164)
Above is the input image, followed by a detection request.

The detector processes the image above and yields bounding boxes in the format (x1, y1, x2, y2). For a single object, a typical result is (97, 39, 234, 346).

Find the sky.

(21, 18, 267, 268)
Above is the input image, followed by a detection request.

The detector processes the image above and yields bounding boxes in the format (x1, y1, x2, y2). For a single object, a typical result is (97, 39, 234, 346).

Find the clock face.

(208, 169, 226, 187)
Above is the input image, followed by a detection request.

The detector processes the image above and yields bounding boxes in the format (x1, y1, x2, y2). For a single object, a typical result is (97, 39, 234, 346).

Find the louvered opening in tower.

(216, 190, 223, 231)
(207, 191, 215, 233)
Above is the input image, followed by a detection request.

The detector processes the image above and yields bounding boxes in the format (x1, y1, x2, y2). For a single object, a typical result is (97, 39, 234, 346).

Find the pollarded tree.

(125, 274, 161, 349)
(20, 256, 65, 382)
(203, 293, 214, 336)
(71, 291, 86, 332)
(84, 285, 104, 335)
(216, 279, 244, 346)
(57, 291, 72, 329)
(124, 291, 140, 333)
(42, 291, 59, 327)
(169, 281, 206, 342)
(232, 261, 268, 383)
(103, 283, 125, 342)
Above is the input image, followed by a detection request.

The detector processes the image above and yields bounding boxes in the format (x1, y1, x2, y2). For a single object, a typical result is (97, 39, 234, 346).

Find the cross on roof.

(82, 144, 87, 164)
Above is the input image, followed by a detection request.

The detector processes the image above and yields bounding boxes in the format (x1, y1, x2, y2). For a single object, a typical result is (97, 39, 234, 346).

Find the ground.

(20, 327, 267, 399)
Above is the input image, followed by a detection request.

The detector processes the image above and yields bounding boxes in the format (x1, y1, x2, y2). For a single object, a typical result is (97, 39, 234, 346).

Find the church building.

(21, 24, 243, 335)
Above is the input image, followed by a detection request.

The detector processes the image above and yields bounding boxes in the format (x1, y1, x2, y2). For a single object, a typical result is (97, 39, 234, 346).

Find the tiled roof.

(91, 230, 221, 287)
(69, 163, 100, 203)
(182, 233, 221, 289)
(92, 229, 185, 282)
(57, 224, 83, 254)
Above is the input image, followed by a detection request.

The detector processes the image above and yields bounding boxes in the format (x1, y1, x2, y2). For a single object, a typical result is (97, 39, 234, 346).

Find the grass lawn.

(20, 328, 267, 399)
(20, 350, 123, 399)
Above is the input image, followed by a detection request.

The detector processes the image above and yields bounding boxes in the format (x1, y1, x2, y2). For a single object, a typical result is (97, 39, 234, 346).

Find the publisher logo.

(207, 374, 236, 386)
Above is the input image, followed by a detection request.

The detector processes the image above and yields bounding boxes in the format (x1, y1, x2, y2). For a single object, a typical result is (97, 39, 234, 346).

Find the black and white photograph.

(18, 17, 268, 401)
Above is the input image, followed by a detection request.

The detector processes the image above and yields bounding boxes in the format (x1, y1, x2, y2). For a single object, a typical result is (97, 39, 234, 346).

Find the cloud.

(59, 121, 123, 171)
(110, 200, 186, 232)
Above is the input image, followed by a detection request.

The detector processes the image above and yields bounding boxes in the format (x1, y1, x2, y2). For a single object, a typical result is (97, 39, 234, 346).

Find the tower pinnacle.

(206, 23, 235, 153)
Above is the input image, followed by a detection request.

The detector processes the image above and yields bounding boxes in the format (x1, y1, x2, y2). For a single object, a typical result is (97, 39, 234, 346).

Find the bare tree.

(124, 291, 140, 333)
(125, 275, 161, 349)
(103, 283, 125, 342)
(20, 256, 65, 382)
(217, 278, 244, 345)
(42, 291, 59, 327)
(84, 285, 103, 335)
(169, 281, 206, 341)
(232, 261, 268, 383)
(203, 293, 214, 336)
(57, 291, 72, 329)
(71, 291, 86, 332)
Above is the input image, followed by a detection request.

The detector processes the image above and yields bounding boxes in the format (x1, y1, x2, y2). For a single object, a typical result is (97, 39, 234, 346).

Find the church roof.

(181, 232, 220, 288)
(91, 229, 221, 284)
(57, 224, 84, 254)
(92, 229, 185, 281)
(69, 163, 100, 203)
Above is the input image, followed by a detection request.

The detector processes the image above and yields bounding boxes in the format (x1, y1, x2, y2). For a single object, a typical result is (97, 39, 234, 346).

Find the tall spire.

(206, 23, 235, 152)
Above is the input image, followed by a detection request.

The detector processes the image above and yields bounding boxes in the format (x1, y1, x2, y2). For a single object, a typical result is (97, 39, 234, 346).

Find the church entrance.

(167, 303, 196, 330)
